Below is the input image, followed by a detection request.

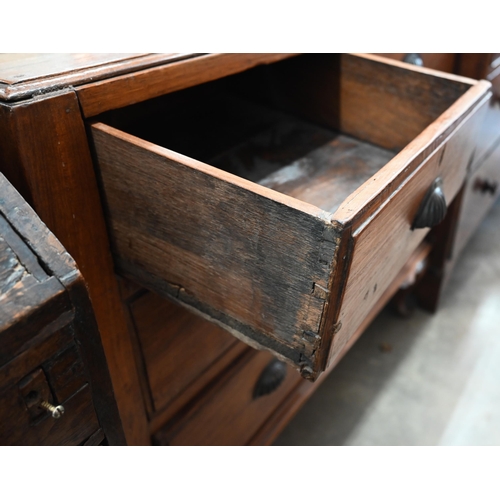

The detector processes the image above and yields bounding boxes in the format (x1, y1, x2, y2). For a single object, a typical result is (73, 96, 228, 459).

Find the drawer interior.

(97, 54, 470, 214)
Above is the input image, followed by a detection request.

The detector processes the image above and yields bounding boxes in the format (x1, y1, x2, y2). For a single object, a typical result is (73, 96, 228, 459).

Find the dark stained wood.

(0, 53, 197, 102)
(83, 427, 105, 446)
(0, 92, 147, 444)
(130, 292, 238, 414)
(0, 383, 100, 445)
(78, 53, 297, 117)
(153, 349, 301, 446)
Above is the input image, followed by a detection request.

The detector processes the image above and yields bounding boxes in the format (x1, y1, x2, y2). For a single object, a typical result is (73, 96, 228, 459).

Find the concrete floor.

(275, 197, 500, 446)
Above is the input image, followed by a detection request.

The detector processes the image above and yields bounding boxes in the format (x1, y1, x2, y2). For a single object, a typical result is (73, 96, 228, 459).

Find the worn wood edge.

(312, 224, 354, 377)
(326, 240, 433, 371)
(333, 84, 492, 226)
(79, 53, 298, 117)
(90, 122, 331, 222)
(0, 53, 199, 102)
(0, 173, 81, 287)
(357, 53, 479, 86)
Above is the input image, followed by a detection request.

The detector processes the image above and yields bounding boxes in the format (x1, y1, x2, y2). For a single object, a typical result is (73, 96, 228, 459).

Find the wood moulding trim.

(0, 53, 199, 103)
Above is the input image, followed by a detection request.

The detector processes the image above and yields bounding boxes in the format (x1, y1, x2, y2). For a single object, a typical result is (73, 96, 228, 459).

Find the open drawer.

(89, 54, 491, 380)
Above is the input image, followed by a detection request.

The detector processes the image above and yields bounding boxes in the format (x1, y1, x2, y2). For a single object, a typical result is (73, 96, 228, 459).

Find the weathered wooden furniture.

(0, 172, 123, 445)
(1, 53, 498, 445)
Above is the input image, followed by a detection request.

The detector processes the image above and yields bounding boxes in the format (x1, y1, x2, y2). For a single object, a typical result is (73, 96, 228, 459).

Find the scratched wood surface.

(0, 171, 125, 444)
(0, 92, 145, 444)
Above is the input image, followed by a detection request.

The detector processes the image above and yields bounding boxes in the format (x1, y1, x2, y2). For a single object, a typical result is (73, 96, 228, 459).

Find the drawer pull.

(474, 178, 498, 195)
(412, 177, 447, 229)
(40, 401, 65, 419)
(403, 53, 424, 66)
(253, 359, 287, 399)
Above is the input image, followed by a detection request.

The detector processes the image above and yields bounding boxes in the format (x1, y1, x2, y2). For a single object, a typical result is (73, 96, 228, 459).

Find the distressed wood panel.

(91, 124, 336, 375)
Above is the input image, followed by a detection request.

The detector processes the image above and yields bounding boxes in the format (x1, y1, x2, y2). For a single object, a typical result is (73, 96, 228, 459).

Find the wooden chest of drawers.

(0, 53, 498, 445)
(0, 172, 123, 445)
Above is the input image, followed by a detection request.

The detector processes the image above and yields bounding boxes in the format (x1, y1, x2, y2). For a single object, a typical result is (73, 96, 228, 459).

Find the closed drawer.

(453, 141, 500, 258)
(153, 349, 301, 445)
(129, 291, 239, 414)
(0, 328, 100, 445)
(90, 53, 491, 379)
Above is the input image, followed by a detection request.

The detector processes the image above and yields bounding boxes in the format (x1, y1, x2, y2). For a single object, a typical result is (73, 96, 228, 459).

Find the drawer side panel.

(91, 125, 337, 373)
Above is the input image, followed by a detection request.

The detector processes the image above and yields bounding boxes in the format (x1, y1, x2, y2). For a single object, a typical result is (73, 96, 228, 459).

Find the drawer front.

(91, 54, 490, 379)
(153, 349, 301, 445)
(329, 97, 487, 364)
(453, 142, 500, 258)
(129, 291, 238, 413)
(0, 328, 100, 445)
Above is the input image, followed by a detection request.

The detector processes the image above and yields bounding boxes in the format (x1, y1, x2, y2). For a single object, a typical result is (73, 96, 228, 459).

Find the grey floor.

(275, 198, 500, 446)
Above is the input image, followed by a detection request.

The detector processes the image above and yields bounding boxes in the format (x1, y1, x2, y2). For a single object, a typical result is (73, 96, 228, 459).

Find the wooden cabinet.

(0, 173, 123, 445)
(0, 53, 498, 445)
(89, 53, 489, 379)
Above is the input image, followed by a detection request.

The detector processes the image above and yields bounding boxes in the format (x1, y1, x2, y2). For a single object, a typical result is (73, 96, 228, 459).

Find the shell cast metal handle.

(412, 178, 447, 230)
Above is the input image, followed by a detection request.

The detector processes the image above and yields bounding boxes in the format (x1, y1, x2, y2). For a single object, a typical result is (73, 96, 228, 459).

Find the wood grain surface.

(0, 92, 146, 444)
(153, 349, 301, 446)
(0, 53, 196, 102)
(91, 122, 336, 377)
(78, 53, 296, 117)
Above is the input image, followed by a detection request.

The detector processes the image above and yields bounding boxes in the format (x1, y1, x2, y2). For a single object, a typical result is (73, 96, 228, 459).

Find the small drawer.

(0, 330, 100, 446)
(90, 54, 491, 379)
(453, 142, 500, 258)
(153, 349, 301, 445)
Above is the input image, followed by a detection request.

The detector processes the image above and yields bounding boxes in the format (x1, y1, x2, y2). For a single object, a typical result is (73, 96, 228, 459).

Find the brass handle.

(253, 359, 287, 399)
(40, 401, 65, 419)
(474, 178, 498, 196)
(403, 53, 424, 66)
(412, 178, 447, 229)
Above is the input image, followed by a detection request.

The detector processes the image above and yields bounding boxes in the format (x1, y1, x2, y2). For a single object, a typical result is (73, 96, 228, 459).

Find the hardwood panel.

(0, 53, 197, 102)
(91, 122, 336, 377)
(0, 92, 147, 444)
(130, 292, 238, 413)
(329, 102, 485, 365)
(78, 53, 297, 117)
